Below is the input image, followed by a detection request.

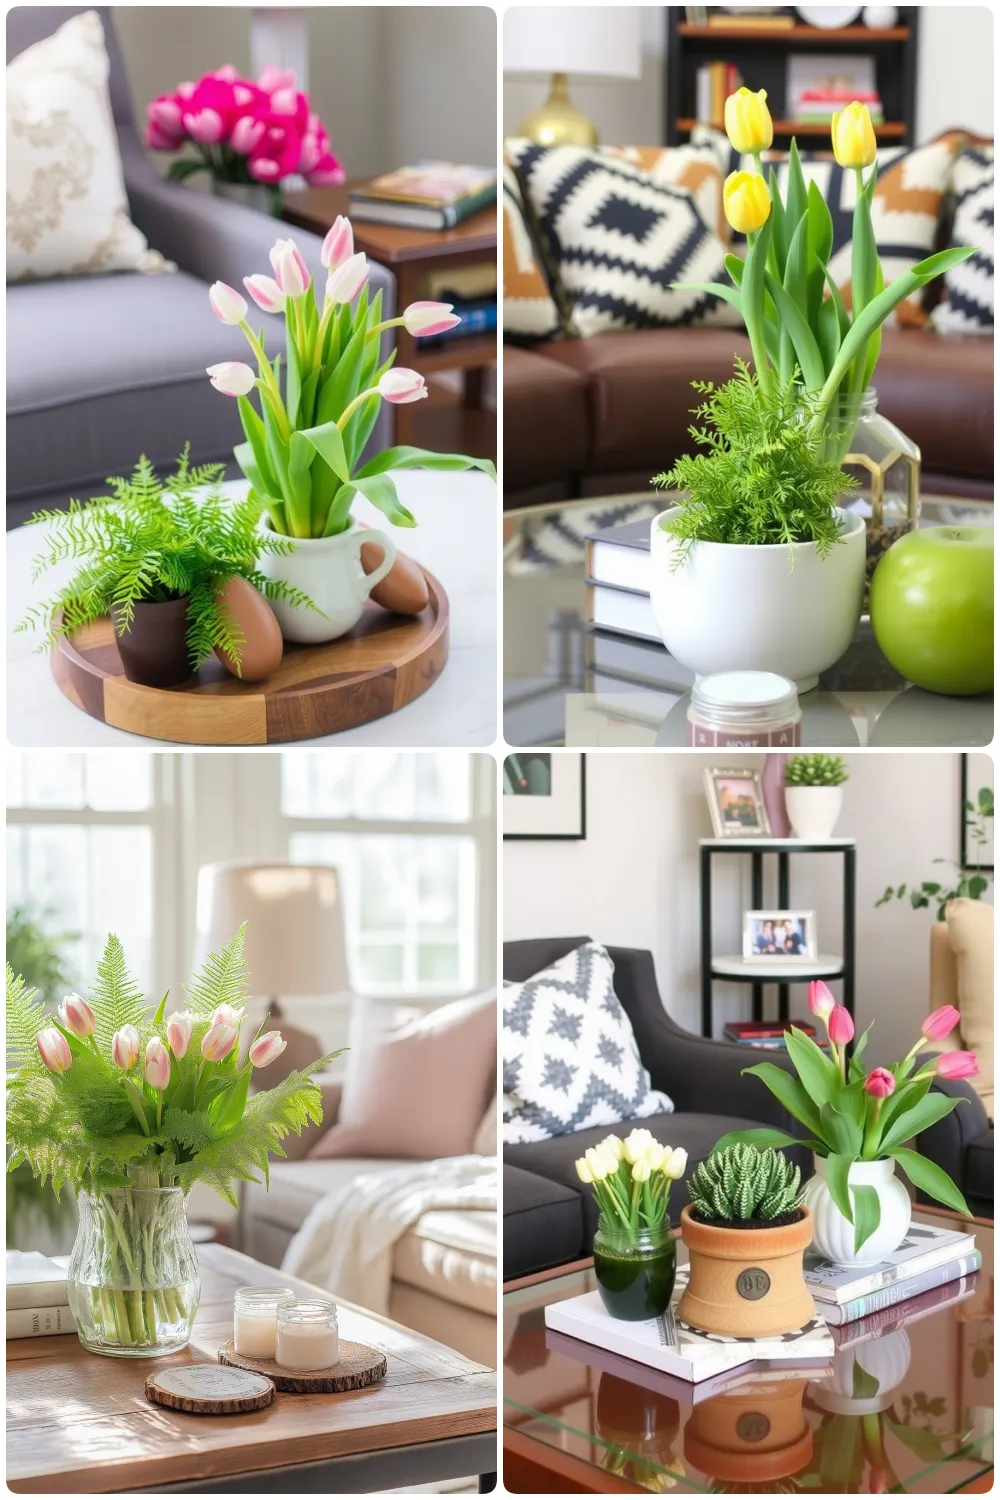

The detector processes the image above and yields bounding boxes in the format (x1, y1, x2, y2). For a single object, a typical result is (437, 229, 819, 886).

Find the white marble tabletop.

(6, 469, 497, 748)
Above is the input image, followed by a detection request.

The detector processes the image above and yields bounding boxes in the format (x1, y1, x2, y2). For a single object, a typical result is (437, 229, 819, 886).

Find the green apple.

(870, 526, 993, 696)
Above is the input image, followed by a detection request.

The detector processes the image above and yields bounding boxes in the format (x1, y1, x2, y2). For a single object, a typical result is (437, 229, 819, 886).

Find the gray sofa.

(6, 7, 395, 526)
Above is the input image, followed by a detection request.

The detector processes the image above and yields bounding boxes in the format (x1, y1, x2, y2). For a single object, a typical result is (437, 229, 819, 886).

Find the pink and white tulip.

(37, 1027, 72, 1074)
(864, 1066, 895, 1100)
(402, 301, 462, 337)
(147, 96, 185, 140)
(321, 216, 353, 272)
(230, 116, 266, 155)
(243, 273, 286, 314)
(145, 1037, 171, 1091)
(922, 1004, 962, 1043)
(269, 238, 309, 297)
(111, 1025, 141, 1070)
(248, 1031, 287, 1068)
(57, 992, 95, 1039)
(207, 362, 256, 397)
(378, 368, 428, 405)
(211, 1003, 246, 1029)
(325, 251, 369, 304)
(201, 1020, 239, 1062)
(306, 158, 346, 188)
(935, 1050, 979, 1081)
(807, 979, 836, 1022)
(208, 281, 248, 326)
(828, 1005, 855, 1045)
(166, 1010, 193, 1060)
(258, 65, 298, 94)
(183, 108, 225, 144)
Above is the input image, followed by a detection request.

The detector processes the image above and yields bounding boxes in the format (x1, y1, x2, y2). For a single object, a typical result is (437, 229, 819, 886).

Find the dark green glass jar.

(593, 1217, 676, 1322)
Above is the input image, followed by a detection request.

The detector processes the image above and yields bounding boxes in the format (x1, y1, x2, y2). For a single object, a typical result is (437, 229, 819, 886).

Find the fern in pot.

(785, 754, 849, 840)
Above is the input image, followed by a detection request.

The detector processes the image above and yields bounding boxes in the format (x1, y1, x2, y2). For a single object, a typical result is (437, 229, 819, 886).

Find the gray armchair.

(6, 6, 395, 526)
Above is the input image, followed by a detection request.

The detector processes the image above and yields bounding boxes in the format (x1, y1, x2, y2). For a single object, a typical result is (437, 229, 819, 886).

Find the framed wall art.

(502, 753, 586, 840)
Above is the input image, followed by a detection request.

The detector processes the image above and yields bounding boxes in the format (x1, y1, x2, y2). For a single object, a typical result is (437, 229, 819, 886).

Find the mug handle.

(354, 528, 396, 595)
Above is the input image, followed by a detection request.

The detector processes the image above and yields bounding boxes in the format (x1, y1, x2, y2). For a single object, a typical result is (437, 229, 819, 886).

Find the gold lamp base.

(517, 72, 598, 147)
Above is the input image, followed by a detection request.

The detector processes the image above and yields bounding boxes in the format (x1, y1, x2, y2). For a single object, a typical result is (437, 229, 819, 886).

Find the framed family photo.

(703, 768, 770, 839)
(502, 753, 586, 840)
(743, 910, 818, 962)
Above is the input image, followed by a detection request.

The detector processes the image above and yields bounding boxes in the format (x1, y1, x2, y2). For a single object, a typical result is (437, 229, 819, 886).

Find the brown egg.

(213, 576, 283, 681)
(361, 541, 429, 614)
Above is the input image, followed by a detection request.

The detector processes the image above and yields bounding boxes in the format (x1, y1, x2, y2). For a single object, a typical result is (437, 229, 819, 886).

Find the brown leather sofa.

(504, 326, 994, 510)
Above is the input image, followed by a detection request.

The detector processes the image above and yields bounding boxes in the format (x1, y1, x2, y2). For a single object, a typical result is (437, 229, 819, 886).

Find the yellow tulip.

(724, 87, 773, 155)
(631, 1157, 652, 1183)
(623, 1127, 656, 1164)
(723, 170, 771, 235)
(575, 1156, 593, 1185)
(831, 101, 877, 169)
(601, 1134, 625, 1162)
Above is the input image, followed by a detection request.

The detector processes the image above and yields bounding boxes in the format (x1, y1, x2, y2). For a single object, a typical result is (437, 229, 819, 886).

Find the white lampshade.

(503, 6, 642, 80)
(195, 862, 349, 999)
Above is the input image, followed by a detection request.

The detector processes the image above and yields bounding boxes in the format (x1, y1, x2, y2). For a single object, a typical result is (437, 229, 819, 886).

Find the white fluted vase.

(802, 1157, 911, 1267)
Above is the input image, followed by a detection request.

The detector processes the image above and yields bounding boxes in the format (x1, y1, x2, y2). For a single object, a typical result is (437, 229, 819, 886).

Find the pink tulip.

(935, 1051, 979, 1081)
(258, 65, 298, 94)
(402, 301, 462, 337)
(211, 1003, 246, 1029)
(243, 274, 286, 313)
(305, 157, 347, 188)
(249, 156, 282, 182)
(807, 979, 836, 1022)
(213, 63, 239, 84)
(183, 108, 225, 144)
(176, 80, 196, 100)
(248, 1031, 287, 1068)
(57, 992, 95, 1039)
(864, 1067, 895, 1100)
(321, 216, 353, 272)
(145, 120, 183, 151)
(250, 116, 306, 182)
(378, 368, 428, 405)
(231, 116, 266, 155)
(145, 1037, 171, 1091)
(922, 1005, 962, 1043)
(270, 87, 301, 117)
(325, 251, 369, 305)
(111, 1025, 141, 1070)
(828, 1005, 855, 1045)
(208, 281, 248, 326)
(37, 1027, 72, 1074)
(206, 361, 256, 397)
(269, 238, 310, 297)
(147, 96, 185, 140)
(201, 1020, 239, 1062)
(166, 1010, 193, 1060)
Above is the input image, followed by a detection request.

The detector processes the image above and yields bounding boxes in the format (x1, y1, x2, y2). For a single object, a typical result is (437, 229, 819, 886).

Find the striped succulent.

(689, 1144, 803, 1224)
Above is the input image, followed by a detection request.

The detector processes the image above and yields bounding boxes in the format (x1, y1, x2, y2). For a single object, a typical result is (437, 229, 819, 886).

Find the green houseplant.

(6, 924, 340, 1356)
(679, 1144, 814, 1337)
(876, 780, 993, 919)
(18, 450, 312, 686)
(784, 753, 849, 840)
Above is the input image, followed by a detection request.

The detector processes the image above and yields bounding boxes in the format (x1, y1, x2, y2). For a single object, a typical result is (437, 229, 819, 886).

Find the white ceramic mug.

(257, 520, 396, 645)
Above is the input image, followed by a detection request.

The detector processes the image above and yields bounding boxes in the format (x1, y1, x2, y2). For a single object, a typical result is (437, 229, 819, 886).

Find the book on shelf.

(423, 265, 497, 302)
(6, 1250, 69, 1311)
(348, 162, 497, 231)
(723, 1019, 831, 1052)
(708, 11, 795, 29)
(695, 61, 743, 126)
(7, 1303, 77, 1339)
(794, 90, 884, 124)
(824, 1253, 982, 1327)
(803, 1221, 977, 1306)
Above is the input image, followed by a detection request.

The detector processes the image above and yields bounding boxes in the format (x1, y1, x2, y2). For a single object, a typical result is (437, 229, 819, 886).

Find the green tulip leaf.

(291, 421, 350, 485)
(766, 270, 826, 390)
(767, 165, 788, 278)
(875, 1070, 934, 1135)
(852, 1182, 881, 1254)
(890, 1146, 971, 1216)
(671, 280, 745, 315)
(356, 445, 497, 480)
(328, 473, 415, 534)
(741, 1058, 823, 1136)
(785, 139, 808, 237)
(878, 1091, 962, 1155)
(820, 1099, 862, 1157)
(710, 1126, 824, 1155)
(784, 1024, 841, 1107)
(825, 1153, 854, 1224)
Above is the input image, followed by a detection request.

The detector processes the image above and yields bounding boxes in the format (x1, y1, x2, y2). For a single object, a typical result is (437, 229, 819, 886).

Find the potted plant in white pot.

(784, 754, 849, 839)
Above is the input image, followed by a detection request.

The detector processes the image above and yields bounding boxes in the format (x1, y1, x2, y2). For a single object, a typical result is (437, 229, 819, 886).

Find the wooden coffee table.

(7, 1243, 496, 1493)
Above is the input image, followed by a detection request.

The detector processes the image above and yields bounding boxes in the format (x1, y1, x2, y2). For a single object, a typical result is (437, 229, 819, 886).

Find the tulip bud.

(828, 1005, 855, 1045)
(269, 237, 310, 297)
(665, 1147, 688, 1181)
(922, 1004, 962, 1043)
(808, 979, 836, 1022)
(575, 1157, 593, 1185)
(600, 1135, 625, 1163)
(211, 1003, 246, 1029)
(248, 1031, 287, 1068)
(209, 281, 248, 327)
(201, 1020, 239, 1062)
(935, 1050, 979, 1081)
(623, 1127, 656, 1164)
(831, 101, 877, 170)
(584, 1146, 608, 1182)
(111, 1025, 141, 1070)
(144, 1037, 171, 1091)
(183, 108, 225, 145)
(724, 86, 774, 156)
(325, 251, 369, 305)
(631, 1157, 652, 1183)
(243, 273, 286, 314)
(249, 157, 281, 183)
(378, 368, 428, 406)
(723, 170, 771, 235)
(864, 1066, 895, 1100)
(166, 1010, 193, 1060)
(148, 97, 185, 139)
(206, 361, 256, 397)
(321, 215, 353, 272)
(230, 116, 266, 155)
(57, 992, 95, 1039)
(37, 1027, 72, 1074)
(402, 301, 462, 337)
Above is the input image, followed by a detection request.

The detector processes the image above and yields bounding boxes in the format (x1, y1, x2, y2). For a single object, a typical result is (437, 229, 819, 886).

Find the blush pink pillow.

(309, 990, 497, 1160)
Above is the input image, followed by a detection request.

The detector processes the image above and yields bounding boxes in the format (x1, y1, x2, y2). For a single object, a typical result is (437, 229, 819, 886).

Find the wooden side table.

(283, 181, 497, 446)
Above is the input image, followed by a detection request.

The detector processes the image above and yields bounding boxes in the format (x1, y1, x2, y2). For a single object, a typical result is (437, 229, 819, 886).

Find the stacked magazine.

(6, 1251, 75, 1338)
(803, 1220, 979, 1325)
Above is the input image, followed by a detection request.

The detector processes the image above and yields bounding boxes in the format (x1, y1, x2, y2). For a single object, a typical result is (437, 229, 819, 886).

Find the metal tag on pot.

(737, 1411, 771, 1443)
(736, 1266, 770, 1300)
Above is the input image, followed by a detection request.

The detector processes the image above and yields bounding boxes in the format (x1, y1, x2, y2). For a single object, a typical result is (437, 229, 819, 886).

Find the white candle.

(233, 1285, 295, 1360)
(275, 1296, 340, 1372)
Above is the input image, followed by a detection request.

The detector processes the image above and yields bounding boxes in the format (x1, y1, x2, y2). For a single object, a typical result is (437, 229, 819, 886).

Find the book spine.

(6, 1281, 70, 1311)
(812, 1239, 977, 1304)
(826, 1254, 983, 1327)
(7, 1304, 77, 1338)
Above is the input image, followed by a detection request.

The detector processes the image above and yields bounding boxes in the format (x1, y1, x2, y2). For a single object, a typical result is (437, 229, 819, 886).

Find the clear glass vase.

(592, 1215, 676, 1322)
(67, 1187, 200, 1357)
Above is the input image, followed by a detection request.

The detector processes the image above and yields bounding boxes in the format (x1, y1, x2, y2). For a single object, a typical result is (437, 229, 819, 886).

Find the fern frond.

(185, 924, 250, 1018)
(6, 965, 48, 1073)
(91, 934, 149, 1055)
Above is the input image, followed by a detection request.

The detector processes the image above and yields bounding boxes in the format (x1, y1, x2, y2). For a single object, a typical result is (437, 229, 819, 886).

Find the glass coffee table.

(504, 1207, 994, 1495)
(503, 495, 993, 747)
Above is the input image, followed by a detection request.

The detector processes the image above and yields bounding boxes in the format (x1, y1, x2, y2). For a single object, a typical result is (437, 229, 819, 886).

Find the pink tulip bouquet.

(146, 65, 343, 213)
(714, 982, 976, 1256)
(205, 217, 495, 540)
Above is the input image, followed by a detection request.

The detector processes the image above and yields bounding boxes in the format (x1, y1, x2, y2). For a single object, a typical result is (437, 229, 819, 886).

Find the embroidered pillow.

(598, 142, 727, 240)
(502, 162, 562, 342)
(503, 942, 673, 1145)
(933, 145, 994, 334)
(7, 10, 164, 282)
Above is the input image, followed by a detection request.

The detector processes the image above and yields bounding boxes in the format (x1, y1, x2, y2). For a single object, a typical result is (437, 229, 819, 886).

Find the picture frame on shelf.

(743, 909, 818, 961)
(960, 752, 994, 874)
(503, 753, 586, 840)
(703, 768, 771, 839)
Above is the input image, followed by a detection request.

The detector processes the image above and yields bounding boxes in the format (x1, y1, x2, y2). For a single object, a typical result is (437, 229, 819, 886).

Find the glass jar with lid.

(687, 672, 801, 748)
(275, 1296, 340, 1371)
(233, 1285, 296, 1359)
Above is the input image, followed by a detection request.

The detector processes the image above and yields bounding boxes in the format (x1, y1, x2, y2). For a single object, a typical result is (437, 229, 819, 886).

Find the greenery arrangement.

(876, 781, 993, 920)
(714, 982, 975, 1253)
(688, 1144, 803, 1228)
(575, 1129, 688, 1237)
(785, 753, 849, 788)
(17, 451, 314, 674)
(653, 362, 855, 555)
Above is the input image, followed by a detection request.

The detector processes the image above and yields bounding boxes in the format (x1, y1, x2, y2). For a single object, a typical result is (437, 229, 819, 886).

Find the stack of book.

(723, 1019, 831, 1051)
(348, 163, 497, 231)
(804, 1221, 980, 1325)
(7, 1250, 75, 1339)
(695, 61, 744, 127)
(585, 517, 657, 643)
(793, 87, 885, 124)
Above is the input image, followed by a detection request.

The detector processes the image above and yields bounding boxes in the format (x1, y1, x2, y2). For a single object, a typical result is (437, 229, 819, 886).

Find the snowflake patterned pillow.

(503, 942, 673, 1145)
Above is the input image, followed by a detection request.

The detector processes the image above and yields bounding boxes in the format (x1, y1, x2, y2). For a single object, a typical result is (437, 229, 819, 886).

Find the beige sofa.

(929, 900, 994, 1121)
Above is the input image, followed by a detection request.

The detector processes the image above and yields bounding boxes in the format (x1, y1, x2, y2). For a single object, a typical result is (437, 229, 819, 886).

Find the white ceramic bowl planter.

(802, 1157, 912, 1267)
(649, 507, 866, 691)
(785, 785, 844, 840)
(256, 519, 396, 645)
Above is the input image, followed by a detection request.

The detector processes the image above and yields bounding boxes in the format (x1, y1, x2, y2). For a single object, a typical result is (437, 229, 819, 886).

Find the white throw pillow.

(7, 10, 161, 282)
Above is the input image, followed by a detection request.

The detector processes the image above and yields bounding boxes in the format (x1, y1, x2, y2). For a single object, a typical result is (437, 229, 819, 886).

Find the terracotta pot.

(684, 1377, 813, 1485)
(111, 596, 193, 688)
(678, 1204, 815, 1337)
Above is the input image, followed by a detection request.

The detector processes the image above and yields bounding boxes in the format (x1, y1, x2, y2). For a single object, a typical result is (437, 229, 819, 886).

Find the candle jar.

(687, 672, 802, 748)
(233, 1285, 296, 1360)
(275, 1297, 340, 1371)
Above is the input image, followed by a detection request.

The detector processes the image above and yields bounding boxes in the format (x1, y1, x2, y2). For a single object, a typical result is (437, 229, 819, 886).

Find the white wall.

(504, 751, 983, 1066)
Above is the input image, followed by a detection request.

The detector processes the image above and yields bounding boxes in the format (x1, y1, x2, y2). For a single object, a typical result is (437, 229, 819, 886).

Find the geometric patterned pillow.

(933, 145, 994, 335)
(507, 141, 741, 339)
(502, 162, 562, 343)
(502, 942, 673, 1145)
(598, 141, 727, 240)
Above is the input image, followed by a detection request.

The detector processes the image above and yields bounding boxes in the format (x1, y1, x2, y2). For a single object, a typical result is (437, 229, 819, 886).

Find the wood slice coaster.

(146, 1364, 275, 1414)
(51, 569, 448, 745)
(218, 1339, 387, 1393)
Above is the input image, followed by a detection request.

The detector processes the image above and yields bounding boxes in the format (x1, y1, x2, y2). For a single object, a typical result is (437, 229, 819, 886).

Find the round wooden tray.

(146, 1364, 275, 1414)
(51, 569, 448, 745)
(218, 1339, 387, 1393)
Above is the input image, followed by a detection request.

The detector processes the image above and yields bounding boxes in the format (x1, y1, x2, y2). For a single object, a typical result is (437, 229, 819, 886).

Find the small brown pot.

(678, 1204, 815, 1337)
(684, 1377, 813, 1485)
(111, 596, 194, 688)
